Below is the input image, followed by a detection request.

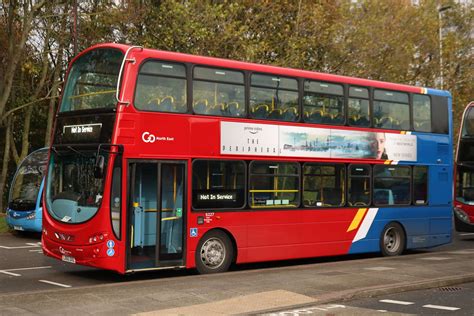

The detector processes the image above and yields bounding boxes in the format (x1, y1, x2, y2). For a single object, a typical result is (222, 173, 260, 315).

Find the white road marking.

(419, 256, 451, 261)
(29, 249, 43, 252)
(379, 299, 414, 305)
(447, 250, 474, 254)
(364, 267, 395, 271)
(423, 304, 460, 311)
(2, 266, 51, 272)
(0, 266, 51, 277)
(0, 245, 40, 249)
(377, 310, 387, 313)
(39, 280, 71, 288)
(0, 271, 21, 277)
(26, 242, 41, 246)
(460, 233, 474, 236)
(268, 304, 346, 315)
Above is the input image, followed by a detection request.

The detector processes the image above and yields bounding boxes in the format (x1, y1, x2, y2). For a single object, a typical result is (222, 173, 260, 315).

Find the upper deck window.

(60, 49, 123, 112)
(373, 89, 409, 130)
(250, 74, 299, 122)
(303, 81, 344, 125)
(348, 86, 370, 127)
(192, 67, 245, 117)
(413, 94, 431, 132)
(135, 61, 187, 113)
(462, 107, 474, 137)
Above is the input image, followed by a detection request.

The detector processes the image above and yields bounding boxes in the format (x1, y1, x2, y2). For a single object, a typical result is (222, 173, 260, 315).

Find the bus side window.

(192, 160, 246, 210)
(373, 165, 411, 206)
(250, 74, 299, 122)
(348, 86, 370, 127)
(348, 165, 371, 207)
(134, 61, 187, 113)
(303, 163, 345, 207)
(248, 161, 300, 208)
(373, 90, 409, 131)
(413, 166, 428, 205)
(413, 95, 431, 132)
(303, 81, 344, 125)
(192, 67, 245, 118)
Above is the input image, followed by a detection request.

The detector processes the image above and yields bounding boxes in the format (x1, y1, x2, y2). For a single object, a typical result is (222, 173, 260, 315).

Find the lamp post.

(438, 4, 451, 90)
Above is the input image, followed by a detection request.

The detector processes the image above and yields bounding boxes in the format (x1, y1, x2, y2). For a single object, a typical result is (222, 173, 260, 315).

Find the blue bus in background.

(6, 148, 48, 233)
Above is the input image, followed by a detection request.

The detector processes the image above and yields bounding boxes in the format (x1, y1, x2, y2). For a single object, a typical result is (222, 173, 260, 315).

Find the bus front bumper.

(42, 233, 121, 272)
(6, 209, 42, 233)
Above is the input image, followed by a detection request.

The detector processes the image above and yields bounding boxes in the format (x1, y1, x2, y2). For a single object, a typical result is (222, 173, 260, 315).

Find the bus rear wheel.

(195, 230, 233, 274)
(381, 222, 405, 256)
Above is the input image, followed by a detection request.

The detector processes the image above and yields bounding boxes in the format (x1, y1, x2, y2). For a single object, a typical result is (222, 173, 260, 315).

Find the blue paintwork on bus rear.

(6, 178, 44, 233)
(349, 91, 453, 254)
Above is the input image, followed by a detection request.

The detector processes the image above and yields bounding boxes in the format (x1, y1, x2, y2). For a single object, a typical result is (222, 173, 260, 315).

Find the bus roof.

(77, 43, 450, 97)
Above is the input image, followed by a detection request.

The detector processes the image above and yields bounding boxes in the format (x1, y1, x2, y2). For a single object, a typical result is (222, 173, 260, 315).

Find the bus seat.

(160, 96, 174, 112)
(310, 109, 323, 123)
(349, 114, 360, 125)
(147, 98, 160, 108)
(358, 116, 370, 126)
(322, 112, 334, 124)
(303, 111, 311, 120)
(392, 119, 402, 129)
(379, 116, 393, 128)
(207, 103, 224, 115)
(332, 113, 344, 124)
(282, 107, 298, 121)
(193, 99, 208, 114)
(268, 108, 282, 119)
(252, 104, 269, 119)
(323, 188, 342, 206)
(225, 102, 240, 116)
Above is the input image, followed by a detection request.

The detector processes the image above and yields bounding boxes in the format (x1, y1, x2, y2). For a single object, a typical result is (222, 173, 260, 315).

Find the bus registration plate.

(62, 255, 76, 264)
(13, 226, 24, 231)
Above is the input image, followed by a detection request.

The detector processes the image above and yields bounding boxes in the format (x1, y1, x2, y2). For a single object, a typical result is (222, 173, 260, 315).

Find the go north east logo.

(141, 131, 175, 144)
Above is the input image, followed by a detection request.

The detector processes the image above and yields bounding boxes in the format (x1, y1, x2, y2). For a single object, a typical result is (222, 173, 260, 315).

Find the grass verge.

(0, 214, 10, 233)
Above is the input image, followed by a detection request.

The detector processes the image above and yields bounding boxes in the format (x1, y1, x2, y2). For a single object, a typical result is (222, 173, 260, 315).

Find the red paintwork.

(43, 43, 427, 274)
(454, 102, 474, 226)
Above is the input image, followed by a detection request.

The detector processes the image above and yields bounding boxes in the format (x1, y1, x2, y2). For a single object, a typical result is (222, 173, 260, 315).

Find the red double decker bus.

(42, 44, 453, 274)
(454, 102, 474, 232)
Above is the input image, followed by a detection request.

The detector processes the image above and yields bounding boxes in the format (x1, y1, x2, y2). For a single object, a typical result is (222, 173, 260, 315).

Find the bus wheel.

(381, 222, 405, 256)
(196, 230, 233, 274)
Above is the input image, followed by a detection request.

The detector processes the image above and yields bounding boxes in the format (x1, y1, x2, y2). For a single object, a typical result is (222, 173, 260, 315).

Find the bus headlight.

(454, 207, 471, 224)
(26, 212, 36, 220)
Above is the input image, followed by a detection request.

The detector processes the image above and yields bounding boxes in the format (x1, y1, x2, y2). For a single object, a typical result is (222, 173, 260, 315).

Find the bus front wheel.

(380, 222, 405, 256)
(195, 230, 233, 274)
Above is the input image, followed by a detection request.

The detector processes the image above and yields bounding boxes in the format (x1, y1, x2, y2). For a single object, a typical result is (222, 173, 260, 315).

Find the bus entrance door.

(128, 161, 186, 270)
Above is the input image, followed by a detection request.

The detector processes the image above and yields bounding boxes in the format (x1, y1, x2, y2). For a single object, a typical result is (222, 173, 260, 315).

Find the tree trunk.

(0, 118, 12, 213)
(0, 0, 46, 118)
(45, 2, 68, 146)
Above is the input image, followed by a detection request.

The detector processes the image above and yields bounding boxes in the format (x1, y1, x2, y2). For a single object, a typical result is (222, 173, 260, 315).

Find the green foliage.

(0, 0, 473, 208)
(0, 214, 10, 233)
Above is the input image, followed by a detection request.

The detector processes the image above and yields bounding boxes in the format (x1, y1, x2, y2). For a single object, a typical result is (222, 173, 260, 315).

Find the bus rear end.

(6, 148, 48, 233)
(454, 101, 474, 232)
(41, 44, 127, 273)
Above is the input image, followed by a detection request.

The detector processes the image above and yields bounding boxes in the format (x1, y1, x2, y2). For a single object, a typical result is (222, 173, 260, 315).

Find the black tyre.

(380, 222, 405, 256)
(195, 230, 233, 274)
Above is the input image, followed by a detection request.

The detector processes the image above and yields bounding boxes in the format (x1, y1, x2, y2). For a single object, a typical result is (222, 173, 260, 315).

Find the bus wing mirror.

(94, 155, 105, 178)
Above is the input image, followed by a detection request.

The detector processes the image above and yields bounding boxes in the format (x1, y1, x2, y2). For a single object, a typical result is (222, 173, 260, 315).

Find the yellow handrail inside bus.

(69, 89, 115, 99)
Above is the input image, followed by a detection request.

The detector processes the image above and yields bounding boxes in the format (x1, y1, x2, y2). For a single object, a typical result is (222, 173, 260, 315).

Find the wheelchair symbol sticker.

(190, 228, 198, 238)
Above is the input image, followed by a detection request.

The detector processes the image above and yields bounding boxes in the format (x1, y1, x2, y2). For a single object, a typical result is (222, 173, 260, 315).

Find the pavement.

(1, 237, 474, 315)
